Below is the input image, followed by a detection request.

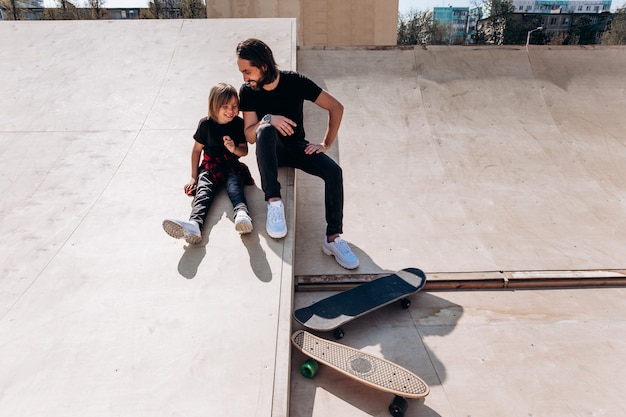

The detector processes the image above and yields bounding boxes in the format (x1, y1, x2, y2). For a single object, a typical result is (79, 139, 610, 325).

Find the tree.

(397, 9, 433, 45)
(141, 0, 164, 18)
(141, 0, 183, 19)
(503, 13, 545, 45)
(44, 0, 81, 19)
(140, 1, 158, 18)
(602, 6, 626, 44)
(477, 0, 515, 44)
(86, 0, 106, 19)
(547, 31, 568, 45)
(1, 0, 21, 19)
(181, 0, 205, 18)
(430, 19, 450, 45)
(567, 15, 596, 44)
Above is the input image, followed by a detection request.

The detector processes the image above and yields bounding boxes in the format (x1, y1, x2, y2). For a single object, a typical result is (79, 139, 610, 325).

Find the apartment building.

(433, 6, 471, 44)
(513, 0, 612, 14)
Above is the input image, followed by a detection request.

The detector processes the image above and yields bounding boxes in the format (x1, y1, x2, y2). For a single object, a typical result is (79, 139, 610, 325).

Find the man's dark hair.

(236, 38, 279, 85)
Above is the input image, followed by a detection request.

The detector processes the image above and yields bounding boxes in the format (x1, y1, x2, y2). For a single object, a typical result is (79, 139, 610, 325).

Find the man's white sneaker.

(322, 237, 359, 269)
(234, 210, 253, 234)
(162, 219, 202, 244)
(266, 200, 287, 238)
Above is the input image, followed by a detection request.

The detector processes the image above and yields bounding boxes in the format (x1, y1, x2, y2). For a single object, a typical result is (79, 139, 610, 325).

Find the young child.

(163, 83, 254, 244)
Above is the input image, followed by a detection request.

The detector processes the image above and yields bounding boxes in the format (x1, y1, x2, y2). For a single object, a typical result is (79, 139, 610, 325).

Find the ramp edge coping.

(295, 269, 626, 292)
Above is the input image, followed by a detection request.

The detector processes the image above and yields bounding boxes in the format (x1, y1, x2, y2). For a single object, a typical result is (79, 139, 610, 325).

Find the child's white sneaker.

(162, 219, 202, 244)
(322, 236, 359, 269)
(234, 210, 253, 234)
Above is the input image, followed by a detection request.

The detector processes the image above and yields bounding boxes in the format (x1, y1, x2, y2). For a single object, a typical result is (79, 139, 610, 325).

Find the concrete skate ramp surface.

(295, 45, 626, 280)
(1, 18, 625, 417)
(0, 19, 296, 417)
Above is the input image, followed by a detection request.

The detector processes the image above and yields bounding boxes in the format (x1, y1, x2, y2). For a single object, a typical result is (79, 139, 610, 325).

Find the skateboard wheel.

(400, 298, 411, 309)
(333, 327, 345, 340)
(300, 359, 319, 379)
(389, 396, 408, 417)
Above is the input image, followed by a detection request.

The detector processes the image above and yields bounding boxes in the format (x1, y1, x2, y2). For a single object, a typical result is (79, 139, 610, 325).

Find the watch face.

(263, 114, 271, 123)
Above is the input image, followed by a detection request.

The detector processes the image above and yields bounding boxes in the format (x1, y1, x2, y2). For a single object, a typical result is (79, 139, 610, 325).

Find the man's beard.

(248, 71, 269, 91)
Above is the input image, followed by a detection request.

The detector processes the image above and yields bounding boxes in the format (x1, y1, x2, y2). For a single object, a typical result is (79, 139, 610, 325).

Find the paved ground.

(1, 19, 625, 417)
(290, 44, 626, 417)
(291, 286, 626, 417)
(295, 45, 626, 278)
(0, 19, 296, 417)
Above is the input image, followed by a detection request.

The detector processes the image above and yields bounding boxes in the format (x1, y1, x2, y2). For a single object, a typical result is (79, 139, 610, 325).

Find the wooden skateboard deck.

(291, 330, 429, 416)
(294, 268, 427, 334)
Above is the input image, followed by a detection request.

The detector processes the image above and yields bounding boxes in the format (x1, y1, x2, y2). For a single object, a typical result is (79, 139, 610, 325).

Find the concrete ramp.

(1, 19, 296, 417)
(2, 19, 626, 417)
(295, 45, 626, 283)
(290, 45, 626, 417)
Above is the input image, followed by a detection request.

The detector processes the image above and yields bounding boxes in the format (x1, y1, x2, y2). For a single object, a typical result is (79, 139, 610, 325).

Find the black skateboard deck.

(294, 268, 426, 337)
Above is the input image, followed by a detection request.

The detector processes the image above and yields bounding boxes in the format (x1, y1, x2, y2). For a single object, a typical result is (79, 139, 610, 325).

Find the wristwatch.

(262, 114, 271, 124)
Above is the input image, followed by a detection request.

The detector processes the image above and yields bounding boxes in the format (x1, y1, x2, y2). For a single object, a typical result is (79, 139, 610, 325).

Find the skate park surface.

(1, 18, 625, 417)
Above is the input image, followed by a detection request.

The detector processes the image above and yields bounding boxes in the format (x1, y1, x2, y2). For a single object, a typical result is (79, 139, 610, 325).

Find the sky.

(399, 0, 473, 13)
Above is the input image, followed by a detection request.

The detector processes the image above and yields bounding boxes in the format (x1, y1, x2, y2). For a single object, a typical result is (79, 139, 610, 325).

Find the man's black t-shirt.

(193, 116, 246, 158)
(239, 71, 322, 141)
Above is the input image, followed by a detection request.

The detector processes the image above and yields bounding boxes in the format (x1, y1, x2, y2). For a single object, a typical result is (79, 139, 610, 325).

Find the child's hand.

(184, 179, 197, 196)
(223, 136, 236, 154)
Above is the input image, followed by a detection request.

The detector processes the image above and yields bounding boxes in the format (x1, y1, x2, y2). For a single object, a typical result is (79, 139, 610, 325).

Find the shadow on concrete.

(175, 184, 274, 282)
(291, 280, 463, 416)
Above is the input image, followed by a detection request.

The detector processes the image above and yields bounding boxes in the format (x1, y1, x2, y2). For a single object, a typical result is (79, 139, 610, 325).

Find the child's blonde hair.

(208, 83, 239, 120)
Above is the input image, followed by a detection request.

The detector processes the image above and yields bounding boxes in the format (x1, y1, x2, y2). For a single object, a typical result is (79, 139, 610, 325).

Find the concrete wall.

(205, 0, 398, 46)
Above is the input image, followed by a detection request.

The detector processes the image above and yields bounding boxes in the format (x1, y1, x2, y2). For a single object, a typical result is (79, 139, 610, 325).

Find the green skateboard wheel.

(300, 358, 319, 379)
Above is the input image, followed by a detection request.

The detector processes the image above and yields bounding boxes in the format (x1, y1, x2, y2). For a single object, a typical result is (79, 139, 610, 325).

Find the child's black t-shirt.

(193, 116, 246, 158)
